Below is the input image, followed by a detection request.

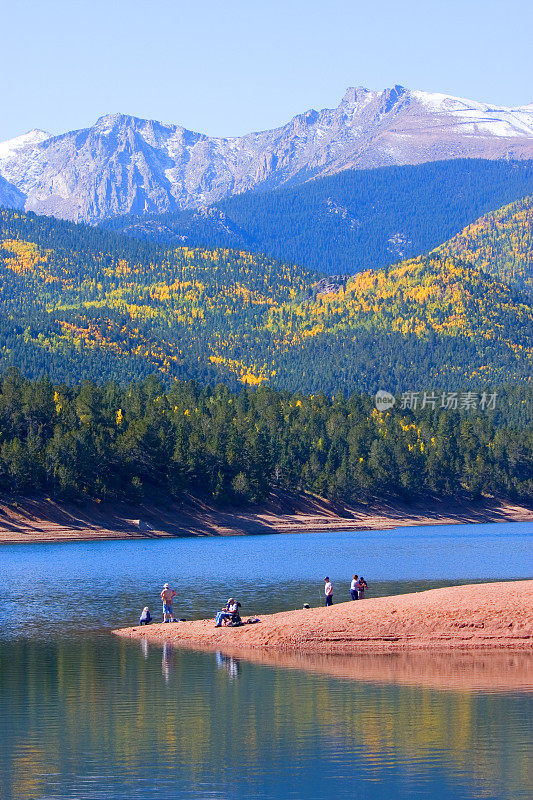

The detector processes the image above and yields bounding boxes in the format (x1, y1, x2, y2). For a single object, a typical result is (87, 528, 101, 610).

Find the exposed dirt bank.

(0, 492, 531, 545)
(114, 581, 533, 658)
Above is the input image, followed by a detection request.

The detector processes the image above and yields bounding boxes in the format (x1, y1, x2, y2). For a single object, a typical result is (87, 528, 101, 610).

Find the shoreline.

(113, 580, 533, 659)
(0, 493, 531, 546)
(197, 648, 533, 692)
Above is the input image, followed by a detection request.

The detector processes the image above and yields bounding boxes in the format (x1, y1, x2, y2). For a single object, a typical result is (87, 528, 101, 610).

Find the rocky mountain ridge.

(1, 85, 533, 223)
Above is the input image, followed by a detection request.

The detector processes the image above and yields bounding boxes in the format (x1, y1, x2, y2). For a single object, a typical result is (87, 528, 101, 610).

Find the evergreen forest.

(0, 204, 531, 394)
(105, 159, 533, 275)
(0, 369, 530, 506)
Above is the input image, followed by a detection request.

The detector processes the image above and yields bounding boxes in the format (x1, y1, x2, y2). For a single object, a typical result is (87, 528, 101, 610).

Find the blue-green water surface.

(0, 521, 532, 799)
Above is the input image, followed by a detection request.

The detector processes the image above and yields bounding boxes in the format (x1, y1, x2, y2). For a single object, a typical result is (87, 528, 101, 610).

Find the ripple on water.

(0, 523, 532, 800)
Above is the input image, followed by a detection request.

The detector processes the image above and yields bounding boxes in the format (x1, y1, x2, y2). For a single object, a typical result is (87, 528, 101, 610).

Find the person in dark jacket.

(139, 607, 152, 625)
(357, 577, 368, 599)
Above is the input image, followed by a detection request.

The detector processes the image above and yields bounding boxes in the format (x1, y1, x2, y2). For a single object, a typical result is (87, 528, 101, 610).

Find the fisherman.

(160, 583, 177, 622)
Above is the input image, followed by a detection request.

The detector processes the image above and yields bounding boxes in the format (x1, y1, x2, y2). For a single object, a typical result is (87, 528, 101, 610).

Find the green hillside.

(0, 206, 531, 395)
(436, 195, 533, 291)
(104, 159, 533, 276)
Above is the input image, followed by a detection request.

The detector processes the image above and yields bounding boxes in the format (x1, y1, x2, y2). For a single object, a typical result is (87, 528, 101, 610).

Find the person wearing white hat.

(160, 583, 177, 622)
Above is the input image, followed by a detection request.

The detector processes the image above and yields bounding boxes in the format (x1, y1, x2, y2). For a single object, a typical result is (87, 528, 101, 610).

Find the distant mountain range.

(1, 86, 533, 223)
(105, 159, 533, 275)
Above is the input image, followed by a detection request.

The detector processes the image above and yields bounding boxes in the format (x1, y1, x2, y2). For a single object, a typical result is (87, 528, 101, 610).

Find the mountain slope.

(435, 195, 533, 291)
(2, 86, 533, 222)
(0, 207, 530, 394)
(269, 254, 532, 391)
(106, 159, 533, 275)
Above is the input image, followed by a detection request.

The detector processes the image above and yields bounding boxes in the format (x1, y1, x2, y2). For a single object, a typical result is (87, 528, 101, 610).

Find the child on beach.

(139, 607, 152, 625)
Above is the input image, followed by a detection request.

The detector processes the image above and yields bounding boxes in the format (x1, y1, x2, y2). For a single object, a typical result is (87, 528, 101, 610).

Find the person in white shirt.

(350, 575, 359, 601)
(324, 577, 333, 606)
(215, 598, 241, 627)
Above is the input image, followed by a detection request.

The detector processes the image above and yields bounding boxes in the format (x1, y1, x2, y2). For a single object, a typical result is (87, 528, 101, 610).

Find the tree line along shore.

(0, 369, 531, 511)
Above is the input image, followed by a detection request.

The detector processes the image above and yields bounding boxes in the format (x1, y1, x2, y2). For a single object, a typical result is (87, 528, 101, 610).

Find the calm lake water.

(1, 521, 532, 800)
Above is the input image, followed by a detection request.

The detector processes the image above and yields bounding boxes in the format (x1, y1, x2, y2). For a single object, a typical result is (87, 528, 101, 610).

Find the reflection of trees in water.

(0, 639, 530, 800)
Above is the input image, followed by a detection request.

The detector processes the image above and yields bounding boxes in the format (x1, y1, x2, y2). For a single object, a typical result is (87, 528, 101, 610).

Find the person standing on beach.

(350, 575, 359, 601)
(160, 583, 177, 622)
(324, 577, 333, 606)
(357, 576, 368, 599)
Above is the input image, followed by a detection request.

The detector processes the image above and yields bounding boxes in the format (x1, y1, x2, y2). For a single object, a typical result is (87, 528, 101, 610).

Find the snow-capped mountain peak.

(0, 129, 50, 161)
(1, 87, 532, 223)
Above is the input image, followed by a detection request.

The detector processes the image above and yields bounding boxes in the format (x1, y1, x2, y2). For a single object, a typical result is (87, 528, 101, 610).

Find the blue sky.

(2, 0, 532, 141)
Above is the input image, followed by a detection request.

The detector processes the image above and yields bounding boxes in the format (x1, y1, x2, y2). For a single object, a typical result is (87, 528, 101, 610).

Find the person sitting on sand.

(324, 577, 333, 606)
(139, 607, 152, 625)
(215, 598, 241, 627)
(357, 576, 368, 599)
(350, 575, 359, 601)
(161, 583, 177, 623)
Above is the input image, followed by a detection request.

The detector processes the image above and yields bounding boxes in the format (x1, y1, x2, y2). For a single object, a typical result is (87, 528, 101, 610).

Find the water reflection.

(141, 637, 149, 659)
(208, 647, 533, 692)
(0, 638, 531, 800)
(216, 651, 241, 680)
(162, 642, 174, 682)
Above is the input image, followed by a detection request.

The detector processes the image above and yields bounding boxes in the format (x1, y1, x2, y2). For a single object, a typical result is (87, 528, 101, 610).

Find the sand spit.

(114, 581, 533, 659)
(0, 493, 531, 545)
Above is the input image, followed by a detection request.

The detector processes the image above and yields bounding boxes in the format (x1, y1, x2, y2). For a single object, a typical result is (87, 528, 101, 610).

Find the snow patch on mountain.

(411, 90, 533, 137)
(1, 87, 533, 222)
(0, 129, 50, 161)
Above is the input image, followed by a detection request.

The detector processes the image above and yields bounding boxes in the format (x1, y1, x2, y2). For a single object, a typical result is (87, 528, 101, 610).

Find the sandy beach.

(0, 493, 531, 545)
(114, 580, 533, 657)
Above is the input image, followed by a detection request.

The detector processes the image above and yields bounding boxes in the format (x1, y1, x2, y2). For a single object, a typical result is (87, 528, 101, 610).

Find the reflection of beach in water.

(216, 650, 241, 680)
(1, 636, 531, 800)
(215, 648, 533, 692)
